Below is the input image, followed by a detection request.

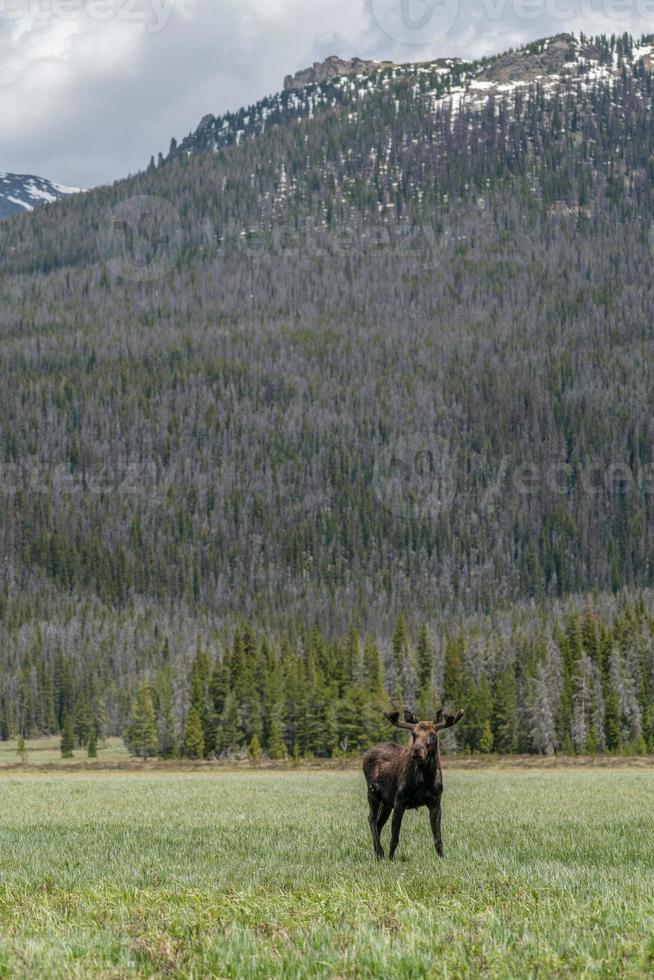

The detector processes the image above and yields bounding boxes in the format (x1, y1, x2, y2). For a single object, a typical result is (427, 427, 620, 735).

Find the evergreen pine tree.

(61, 715, 75, 758)
(73, 696, 91, 748)
(443, 634, 466, 708)
(492, 667, 518, 753)
(479, 720, 494, 753)
(348, 627, 364, 687)
(363, 640, 391, 743)
(338, 686, 373, 753)
(364, 640, 384, 698)
(217, 691, 241, 756)
(264, 658, 287, 758)
(210, 658, 230, 718)
(182, 707, 205, 759)
(315, 698, 333, 756)
(189, 649, 213, 756)
(393, 614, 409, 665)
(241, 625, 264, 743)
(604, 690, 622, 751)
(461, 672, 493, 752)
(268, 713, 287, 760)
(124, 686, 158, 759)
(0, 695, 9, 740)
(390, 613, 407, 696)
(87, 726, 97, 759)
(644, 702, 654, 753)
(248, 734, 263, 765)
(156, 667, 177, 759)
(416, 624, 433, 694)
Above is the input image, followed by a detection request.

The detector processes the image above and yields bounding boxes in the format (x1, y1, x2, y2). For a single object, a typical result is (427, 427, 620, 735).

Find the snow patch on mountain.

(0, 172, 81, 220)
(168, 33, 654, 166)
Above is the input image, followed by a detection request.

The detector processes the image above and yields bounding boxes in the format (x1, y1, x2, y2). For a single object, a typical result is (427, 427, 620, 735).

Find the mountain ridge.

(166, 32, 653, 164)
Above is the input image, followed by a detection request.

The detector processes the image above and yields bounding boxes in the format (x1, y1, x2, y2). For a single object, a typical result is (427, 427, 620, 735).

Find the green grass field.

(1, 769, 654, 978)
(0, 737, 129, 769)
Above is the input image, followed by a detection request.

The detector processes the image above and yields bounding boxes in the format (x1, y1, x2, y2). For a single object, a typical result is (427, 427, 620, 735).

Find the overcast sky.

(2, 0, 654, 188)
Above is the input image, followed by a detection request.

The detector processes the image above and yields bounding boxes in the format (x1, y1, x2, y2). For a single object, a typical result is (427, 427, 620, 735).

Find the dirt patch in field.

(0, 753, 652, 774)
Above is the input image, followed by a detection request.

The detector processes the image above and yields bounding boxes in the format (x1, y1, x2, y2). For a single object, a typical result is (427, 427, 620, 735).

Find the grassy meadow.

(0, 768, 653, 978)
(0, 737, 129, 769)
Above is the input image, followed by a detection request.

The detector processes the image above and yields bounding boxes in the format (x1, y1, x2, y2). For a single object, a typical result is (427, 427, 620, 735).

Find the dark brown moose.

(362, 708, 464, 860)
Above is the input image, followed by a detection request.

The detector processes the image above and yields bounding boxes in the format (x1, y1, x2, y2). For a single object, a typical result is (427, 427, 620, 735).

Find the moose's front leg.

(429, 799, 444, 858)
(389, 804, 405, 861)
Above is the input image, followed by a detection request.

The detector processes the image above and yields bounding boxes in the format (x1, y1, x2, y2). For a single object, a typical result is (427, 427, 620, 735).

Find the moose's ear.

(384, 711, 400, 726)
(434, 708, 444, 724)
(404, 710, 419, 725)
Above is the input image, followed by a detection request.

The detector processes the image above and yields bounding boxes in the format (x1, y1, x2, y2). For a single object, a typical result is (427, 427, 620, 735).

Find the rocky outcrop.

(476, 34, 577, 85)
(284, 56, 393, 92)
(196, 114, 216, 133)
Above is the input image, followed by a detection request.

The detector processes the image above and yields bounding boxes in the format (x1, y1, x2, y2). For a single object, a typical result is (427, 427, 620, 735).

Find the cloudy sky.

(2, 0, 654, 188)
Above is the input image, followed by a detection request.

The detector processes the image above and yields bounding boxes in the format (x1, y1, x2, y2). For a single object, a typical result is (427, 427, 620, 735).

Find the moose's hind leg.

(367, 792, 385, 859)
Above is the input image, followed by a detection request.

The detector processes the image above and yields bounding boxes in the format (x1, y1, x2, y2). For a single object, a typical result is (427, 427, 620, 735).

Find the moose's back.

(363, 743, 406, 806)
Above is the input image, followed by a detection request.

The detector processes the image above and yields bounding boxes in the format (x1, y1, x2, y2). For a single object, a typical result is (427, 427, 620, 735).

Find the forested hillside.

(1, 32, 654, 753)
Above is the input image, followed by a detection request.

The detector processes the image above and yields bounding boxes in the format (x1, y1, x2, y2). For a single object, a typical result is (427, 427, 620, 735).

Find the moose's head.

(383, 708, 464, 764)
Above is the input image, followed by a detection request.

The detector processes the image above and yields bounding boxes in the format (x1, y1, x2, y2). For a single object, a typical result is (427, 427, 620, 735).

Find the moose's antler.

(383, 710, 418, 731)
(433, 708, 464, 732)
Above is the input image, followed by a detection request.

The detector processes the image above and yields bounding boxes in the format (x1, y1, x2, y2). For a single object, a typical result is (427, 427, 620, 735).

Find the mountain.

(3, 30, 654, 620)
(0, 172, 80, 220)
(169, 33, 652, 159)
(2, 32, 654, 748)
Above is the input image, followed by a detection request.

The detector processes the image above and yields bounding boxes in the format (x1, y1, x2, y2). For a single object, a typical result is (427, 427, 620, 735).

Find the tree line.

(2, 593, 653, 757)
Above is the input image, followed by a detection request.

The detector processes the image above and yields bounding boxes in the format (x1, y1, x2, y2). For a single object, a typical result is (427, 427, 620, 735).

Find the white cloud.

(1, 0, 654, 188)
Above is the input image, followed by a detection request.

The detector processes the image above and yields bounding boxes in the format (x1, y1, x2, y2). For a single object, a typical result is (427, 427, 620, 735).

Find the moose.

(362, 707, 464, 860)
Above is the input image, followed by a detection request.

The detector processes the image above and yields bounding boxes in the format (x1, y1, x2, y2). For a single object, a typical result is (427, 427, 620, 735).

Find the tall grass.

(0, 769, 653, 977)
